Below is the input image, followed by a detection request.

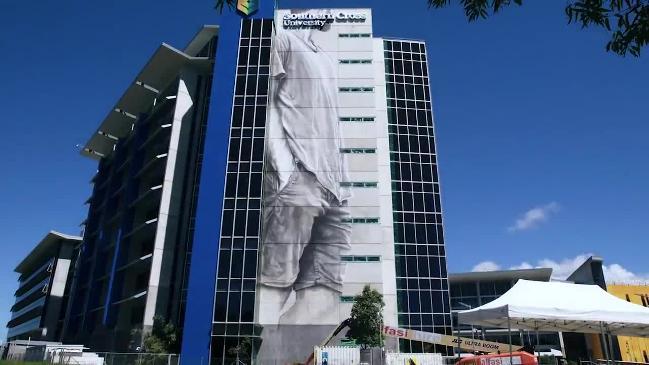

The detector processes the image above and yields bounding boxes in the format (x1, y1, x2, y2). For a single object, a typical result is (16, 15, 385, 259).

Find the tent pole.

(606, 330, 615, 365)
(600, 322, 611, 365)
(508, 315, 513, 365)
(457, 321, 461, 360)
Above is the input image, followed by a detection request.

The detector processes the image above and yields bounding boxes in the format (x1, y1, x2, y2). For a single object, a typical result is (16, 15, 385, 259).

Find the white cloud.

(508, 202, 560, 232)
(537, 254, 592, 280)
(510, 262, 534, 270)
(604, 264, 649, 284)
(471, 261, 502, 272)
(470, 254, 649, 284)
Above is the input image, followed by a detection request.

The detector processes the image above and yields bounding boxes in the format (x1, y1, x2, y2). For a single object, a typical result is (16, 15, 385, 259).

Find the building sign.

(383, 326, 521, 353)
(282, 11, 367, 28)
(236, 0, 258, 16)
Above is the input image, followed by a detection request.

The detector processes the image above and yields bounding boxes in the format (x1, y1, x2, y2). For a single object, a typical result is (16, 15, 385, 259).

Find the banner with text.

(383, 326, 522, 353)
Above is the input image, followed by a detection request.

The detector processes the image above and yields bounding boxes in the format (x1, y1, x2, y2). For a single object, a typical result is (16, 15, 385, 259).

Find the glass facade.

(206, 11, 453, 363)
(384, 39, 453, 354)
(211, 18, 272, 364)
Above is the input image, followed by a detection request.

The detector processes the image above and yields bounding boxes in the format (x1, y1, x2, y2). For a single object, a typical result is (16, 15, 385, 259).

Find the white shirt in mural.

(265, 28, 351, 202)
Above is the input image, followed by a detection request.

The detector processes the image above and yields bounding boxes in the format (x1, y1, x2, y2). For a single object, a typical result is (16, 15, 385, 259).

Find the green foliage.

(566, 0, 649, 56)
(428, 0, 648, 56)
(215, 0, 237, 13)
(428, 0, 522, 21)
(226, 337, 252, 362)
(140, 316, 180, 354)
(346, 285, 385, 349)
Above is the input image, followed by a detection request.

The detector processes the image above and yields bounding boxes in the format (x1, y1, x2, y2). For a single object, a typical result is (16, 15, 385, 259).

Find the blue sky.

(0, 0, 647, 337)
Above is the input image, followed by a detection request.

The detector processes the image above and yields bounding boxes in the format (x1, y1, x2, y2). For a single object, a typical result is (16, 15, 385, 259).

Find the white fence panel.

(314, 346, 361, 365)
(385, 352, 445, 365)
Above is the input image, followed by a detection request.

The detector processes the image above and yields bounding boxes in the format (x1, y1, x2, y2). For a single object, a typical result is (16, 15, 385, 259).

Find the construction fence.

(94, 353, 179, 365)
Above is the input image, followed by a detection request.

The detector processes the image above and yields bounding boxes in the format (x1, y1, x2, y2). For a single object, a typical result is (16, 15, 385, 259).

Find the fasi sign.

(382, 326, 521, 353)
(479, 356, 524, 365)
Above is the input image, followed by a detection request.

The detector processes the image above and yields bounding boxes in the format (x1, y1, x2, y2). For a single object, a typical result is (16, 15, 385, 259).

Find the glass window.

(241, 292, 255, 322)
(221, 210, 234, 236)
(217, 251, 230, 278)
(227, 292, 241, 322)
(238, 47, 248, 66)
(251, 20, 261, 37)
(235, 76, 245, 95)
(246, 210, 259, 236)
(495, 281, 511, 294)
(259, 47, 270, 64)
(236, 174, 249, 198)
(233, 237, 244, 249)
(244, 250, 257, 278)
(480, 282, 496, 296)
(252, 139, 264, 162)
(245, 75, 257, 95)
(243, 108, 255, 129)
(214, 293, 227, 321)
(249, 173, 262, 198)
(241, 20, 251, 38)
(460, 283, 477, 296)
(408, 291, 421, 312)
(231, 250, 243, 278)
(233, 210, 246, 236)
(406, 256, 417, 276)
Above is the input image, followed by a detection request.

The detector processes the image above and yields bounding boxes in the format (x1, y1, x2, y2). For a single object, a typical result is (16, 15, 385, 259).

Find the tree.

(226, 337, 252, 363)
(346, 285, 385, 349)
(213, 0, 648, 56)
(427, 0, 649, 56)
(138, 316, 180, 354)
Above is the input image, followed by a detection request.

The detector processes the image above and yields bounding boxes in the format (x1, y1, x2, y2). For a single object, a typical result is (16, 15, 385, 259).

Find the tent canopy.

(457, 279, 649, 337)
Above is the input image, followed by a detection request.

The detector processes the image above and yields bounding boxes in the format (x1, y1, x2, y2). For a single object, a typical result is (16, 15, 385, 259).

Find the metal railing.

(95, 352, 179, 365)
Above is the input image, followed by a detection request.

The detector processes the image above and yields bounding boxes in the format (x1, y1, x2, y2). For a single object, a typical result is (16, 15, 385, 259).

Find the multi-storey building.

(62, 26, 219, 351)
(607, 284, 649, 363)
(180, 7, 453, 364)
(7, 231, 81, 342)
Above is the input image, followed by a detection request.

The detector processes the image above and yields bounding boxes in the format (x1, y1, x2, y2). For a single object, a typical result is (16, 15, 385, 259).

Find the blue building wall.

(179, 3, 274, 364)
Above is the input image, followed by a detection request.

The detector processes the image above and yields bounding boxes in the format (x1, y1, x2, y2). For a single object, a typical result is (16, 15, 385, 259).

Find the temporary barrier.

(385, 352, 445, 365)
(314, 346, 361, 365)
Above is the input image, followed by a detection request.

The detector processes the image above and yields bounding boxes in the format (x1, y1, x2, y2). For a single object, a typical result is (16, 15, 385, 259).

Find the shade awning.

(81, 26, 218, 160)
(457, 279, 649, 337)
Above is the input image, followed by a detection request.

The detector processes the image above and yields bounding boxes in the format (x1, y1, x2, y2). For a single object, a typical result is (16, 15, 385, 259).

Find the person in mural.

(258, 11, 352, 326)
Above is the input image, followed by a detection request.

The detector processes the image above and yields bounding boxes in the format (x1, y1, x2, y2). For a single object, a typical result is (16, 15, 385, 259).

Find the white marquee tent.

(457, 279, 649, 337)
